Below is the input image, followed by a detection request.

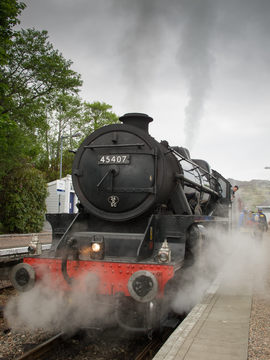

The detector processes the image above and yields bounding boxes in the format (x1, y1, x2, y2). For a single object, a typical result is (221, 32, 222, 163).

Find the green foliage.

(0, 115, 41, 188)
(0, 1, 120, 234)
(0, 0, 25, 65)
(0, 164, 48, 233)
(34, 93, 82, 182)
(1, 28, 82, 125)
(79, 101, 119, 134)
(0, 25, 82, 187)
(60, 101, 119, 179)
(36, 99, 119, 181)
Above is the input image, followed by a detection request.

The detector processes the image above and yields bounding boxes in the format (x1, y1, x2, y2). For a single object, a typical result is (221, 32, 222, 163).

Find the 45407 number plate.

(98, 154, 130, 164)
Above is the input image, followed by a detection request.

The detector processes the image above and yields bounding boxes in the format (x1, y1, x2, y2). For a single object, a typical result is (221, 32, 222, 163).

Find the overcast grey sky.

(18, 0, 270, 181)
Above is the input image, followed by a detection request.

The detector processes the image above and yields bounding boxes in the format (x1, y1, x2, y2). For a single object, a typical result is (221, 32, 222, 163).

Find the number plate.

(98, 154, 130, 165)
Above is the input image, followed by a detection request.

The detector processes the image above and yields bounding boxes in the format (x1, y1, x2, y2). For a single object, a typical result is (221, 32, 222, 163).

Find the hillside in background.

(228, 178, 270, 211)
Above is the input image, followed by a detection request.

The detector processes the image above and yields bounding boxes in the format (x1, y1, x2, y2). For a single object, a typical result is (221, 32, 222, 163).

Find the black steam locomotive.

(11, 113, 231, 334)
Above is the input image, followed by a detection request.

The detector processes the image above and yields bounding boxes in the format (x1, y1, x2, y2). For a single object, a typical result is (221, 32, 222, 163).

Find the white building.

(46, 175, 78, 214)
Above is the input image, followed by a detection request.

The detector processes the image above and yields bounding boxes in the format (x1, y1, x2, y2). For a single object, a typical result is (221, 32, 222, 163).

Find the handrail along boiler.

(10, 113, 231, 333)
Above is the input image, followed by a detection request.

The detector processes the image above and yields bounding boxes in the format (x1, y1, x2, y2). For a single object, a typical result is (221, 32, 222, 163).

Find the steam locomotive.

(11, 113, 231, 334)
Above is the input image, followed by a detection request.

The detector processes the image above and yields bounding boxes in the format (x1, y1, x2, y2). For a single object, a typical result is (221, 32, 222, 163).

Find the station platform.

(153, 234, 270, 360)
(0, 231, 52, 249)
(154, 281, 251, 360)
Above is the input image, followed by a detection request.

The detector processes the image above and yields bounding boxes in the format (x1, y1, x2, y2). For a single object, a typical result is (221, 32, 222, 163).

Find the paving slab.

(153, 274, 252, 360)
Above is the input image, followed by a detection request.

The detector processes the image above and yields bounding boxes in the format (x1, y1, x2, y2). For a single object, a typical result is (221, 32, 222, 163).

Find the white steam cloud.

(6, 230, 269, 332)
(5, 272, 114, 333)
(172, 230, 270, 314)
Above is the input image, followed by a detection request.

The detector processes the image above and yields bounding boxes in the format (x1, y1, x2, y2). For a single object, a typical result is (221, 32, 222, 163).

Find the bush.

(0, 164, 48, 233)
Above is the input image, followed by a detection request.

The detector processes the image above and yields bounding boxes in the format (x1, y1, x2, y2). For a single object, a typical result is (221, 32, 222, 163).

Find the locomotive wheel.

(9, 263, 35, 292)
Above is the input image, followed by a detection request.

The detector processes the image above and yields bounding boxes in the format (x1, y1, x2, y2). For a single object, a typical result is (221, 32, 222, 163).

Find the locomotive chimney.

(119, 113, 153, 133)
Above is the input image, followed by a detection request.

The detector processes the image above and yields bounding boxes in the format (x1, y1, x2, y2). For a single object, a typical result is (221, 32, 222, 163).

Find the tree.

(0, 0, 25, 65)
(36, 99, 119, 181)
(0, 28, 82, 186)
(0, 163, 48, 233)
(0, 116, 41, 185)
(1, 28, 82, 123)
(63, 101, 119, 179)
(0, 1, 26, 155)
(0, 2, 83, 233)
(36, 93, 83, 181)
(0, 1, 27, 182)
(79, 101, 119, 134)
(0, 2, 119, 233)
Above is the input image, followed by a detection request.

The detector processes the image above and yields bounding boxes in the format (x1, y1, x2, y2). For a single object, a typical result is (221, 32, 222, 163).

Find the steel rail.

(15, 333, 64, 360)
(134, 324, 179, 360)
(135, 339, 163, 360)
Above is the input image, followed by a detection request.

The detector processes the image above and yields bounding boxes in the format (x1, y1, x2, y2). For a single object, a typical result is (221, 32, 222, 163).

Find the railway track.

(15, 333, 64, 360)
(134, 336, 165, 360)
(11, 331, 167, 360)
(0, 278, 180, 360)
